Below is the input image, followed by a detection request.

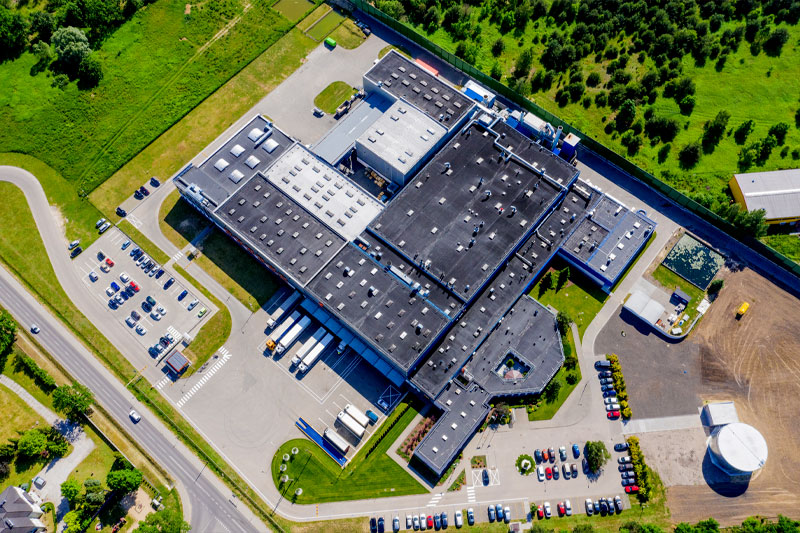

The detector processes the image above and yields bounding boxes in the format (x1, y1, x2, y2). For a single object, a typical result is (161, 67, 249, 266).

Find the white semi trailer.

(275, 315, 312, 355)
(265, 310, 301, 352)
(290, 326, 327, 367)
(266, 291, 300, 329)
(324, 428, 350, 455)
(337, 410, 365, 439)
(344, 404, 370, 428)
(297, 333, 334, 374)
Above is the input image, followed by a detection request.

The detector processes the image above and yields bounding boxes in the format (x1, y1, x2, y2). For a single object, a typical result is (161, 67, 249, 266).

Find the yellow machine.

(736, 302, 749, 317)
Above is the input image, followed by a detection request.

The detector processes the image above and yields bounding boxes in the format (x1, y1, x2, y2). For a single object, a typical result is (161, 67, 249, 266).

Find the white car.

(543, 501, 551, 518)
(135, 324, 147, 335)
(30, 324, 40, 334)
(125, 316, 136, 328)
(187, 299, 199, 311)
(156, 305, 166, 315)
(151, 311, 162, 321)
(604, 397, 617, 404)
(412, 515, 420, 530)
(618, 456, 632, 464)
(105, 286, 115, 296)
(454, 510, 463, 528)
(89, 271, 98, 282)
(606, 403, 621, 411)
(68, 239, 80, 249)
(565, 499, 572, 516)
(406, 516, 412, 530)
(585, 498, 593, 515)
(120, 272, 130, 283)
(100, 263, 111, 273)
(129, 409, 141, 423)
(537, 465, 545, 481)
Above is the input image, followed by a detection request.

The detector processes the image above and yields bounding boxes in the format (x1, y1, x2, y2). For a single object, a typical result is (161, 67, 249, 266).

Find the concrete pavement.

(0, 166, 265, 532)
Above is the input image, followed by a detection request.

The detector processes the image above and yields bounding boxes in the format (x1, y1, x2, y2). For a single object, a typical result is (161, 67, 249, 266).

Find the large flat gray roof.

(259, 144, 383, 241)
(732, 168, 800, 220)
(364, 50, 474, 127)
(214, 175, 346, 286)
(369, 121, 563, 299)
(490, 121, 580, 186)
(179, 115, 294, 206)
(313, 93, 391, 166)
(306, 243, 451, 373)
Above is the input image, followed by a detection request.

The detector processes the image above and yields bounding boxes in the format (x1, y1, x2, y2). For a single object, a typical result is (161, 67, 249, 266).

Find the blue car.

(130, 247, 140, 257)
(177, 289, 188, 301)
(163, 278, 175, 290)
(604, 390, 617, 397)
(121, 240, 131, 250)
(110, 281, 120, 292)
(488, 506, 495, 522)
(572, 443, 581, 458)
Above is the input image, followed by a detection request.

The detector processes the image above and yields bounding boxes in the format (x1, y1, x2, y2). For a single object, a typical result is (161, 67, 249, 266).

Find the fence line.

(348, 0, 800, 282)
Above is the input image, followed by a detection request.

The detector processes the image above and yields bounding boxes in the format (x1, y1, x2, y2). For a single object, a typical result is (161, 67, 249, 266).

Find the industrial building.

(729, 168, 800, 224)
(175, 50, 656, 477)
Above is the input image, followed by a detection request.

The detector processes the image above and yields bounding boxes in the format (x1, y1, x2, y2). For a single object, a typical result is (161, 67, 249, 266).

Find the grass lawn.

(271, 0, 314, 22)
(297, 4, 330, 32)
(118, 220, 170, 265)
(307, 9, 345, 41)
(270, 400, 426, 503)
(0, 382, 52, 488)
(761, 234, 800, 263)
(529, 259, 608, 339)
(651, 264, 705, 310)
(314, 81, 356, 114)
(194, 229, 279, 311)
(328, 19, 366, 50)
(527, 333, 581, 421)
(91, 26, 317, 217)
(172, 265, 232, 374)
(159, 190, 211, 250)
(0, 0, 296, 193)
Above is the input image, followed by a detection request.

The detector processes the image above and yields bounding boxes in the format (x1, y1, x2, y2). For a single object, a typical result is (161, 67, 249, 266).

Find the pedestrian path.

(171, 250, 184, 263)
(167, 325, 184, 345)
(426, 493, 443, 508)
(176, 347, 233, 408)
(466, 486, 476, 503)
(622, 413, 702, 434)
(155, 376, 172, 390)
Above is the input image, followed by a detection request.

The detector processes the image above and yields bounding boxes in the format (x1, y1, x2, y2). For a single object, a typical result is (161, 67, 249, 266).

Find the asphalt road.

(0, 166, 265, 532)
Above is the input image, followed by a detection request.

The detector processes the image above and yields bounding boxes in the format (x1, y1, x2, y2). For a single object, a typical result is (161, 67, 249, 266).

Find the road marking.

(426, 494, 443, 507)
(466, 486, 476, 503)
(126, 214, 143, 229)
(155, 376, 172, 390)
(176, 347, 232, 408)
(171, 250, 184, 262)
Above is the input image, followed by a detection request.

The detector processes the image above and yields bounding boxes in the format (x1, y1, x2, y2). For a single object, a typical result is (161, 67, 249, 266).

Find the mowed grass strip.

(651, 264, 705, 309)
(194, 229, 279, 311)
(297, 4, 330, 32)
(159, 190, 211, 250)
(271, 401, 426, 503)
(314, 81, 356, 114)
(92, 27, 317, 217)
(328, 19, 366, 50)
(307, 9, 344, 41)
(172, 265, 232, 374)
(527, 332, 581, 421)
(272, 0, 314, 22)
(118, 219, 171, 265)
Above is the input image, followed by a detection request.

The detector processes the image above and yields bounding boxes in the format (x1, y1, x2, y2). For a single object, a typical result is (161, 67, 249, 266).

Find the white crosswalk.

(155, 376, 171, 390)
(126, 214, 143, 229)
(171, 250, 184, 263)
(176, 347, 232, 408)
(426, 494, 443, 508)
(466, 486, 476, 503)
(167, 325, 183, 346)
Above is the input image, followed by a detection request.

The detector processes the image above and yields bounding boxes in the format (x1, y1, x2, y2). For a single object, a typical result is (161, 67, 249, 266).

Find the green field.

(314, 81, 356, 114)
(91, 27, 317, 217)
(270, 400, 425, 503)
(159, 190, 211, 250)
(307, 9, 345, 41)
(272, 0, 314, 22)
(118, 220, 170, 265)
(328, 19, 367, 50)
(398, 9, 800, 211)
(651, 264, 705, 310)
(762, 233, 800, 262)
(0, 0, 295, 193)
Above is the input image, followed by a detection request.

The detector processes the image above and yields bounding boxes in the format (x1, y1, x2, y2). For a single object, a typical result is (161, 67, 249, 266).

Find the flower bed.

(396, 414, 438, 461)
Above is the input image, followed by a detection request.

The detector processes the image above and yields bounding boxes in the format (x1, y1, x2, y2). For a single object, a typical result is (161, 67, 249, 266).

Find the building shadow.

(701, 447, 750, 497)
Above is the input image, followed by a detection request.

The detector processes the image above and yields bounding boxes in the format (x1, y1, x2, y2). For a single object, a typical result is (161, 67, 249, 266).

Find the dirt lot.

(664, 267, 800, 525)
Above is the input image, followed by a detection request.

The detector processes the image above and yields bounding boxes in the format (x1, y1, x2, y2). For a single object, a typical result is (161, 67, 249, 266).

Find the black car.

(130, 310, 141, 321)
(599, 499, 608, 514)
(139, 185, 150, 196)
(70, 246, 83, 258)
(108, 299, 117, 309)
(369, 518, 377, 533)
(133, 190, 143, 200)
(155, 268, 165, 279)
(482, 469, 489, 486)
(433, 514, 440, 530)
(142, 301, 153, 313)
(150, 177, 160, 187)
(377, 517, 384, 533)
(97, 250, 105, 260)
(163, 278, 175, 290)
(130, 247, 140, 257)
(116, 207, 127, 217)
(148, 346, 159, 357)
(614, 442, 629, 452)
(160, 337, 170, 347)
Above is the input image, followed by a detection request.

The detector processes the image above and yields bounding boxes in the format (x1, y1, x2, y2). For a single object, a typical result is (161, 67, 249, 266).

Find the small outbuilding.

(165, 350, 190, 375)
(729, 168, 800, 224)
(671, 288, 690, 305)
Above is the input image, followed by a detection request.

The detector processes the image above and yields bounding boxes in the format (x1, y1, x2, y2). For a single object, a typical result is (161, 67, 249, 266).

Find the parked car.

(543, 502, 551, 519)
(565, 499, 572, 516)
(370, 517, 377, 533)
(105, 257, 114, 267)
(155, 268, 165, 279)
(487, 506, 495, 522)
(604, 397, 618, 404)
(125, 316, 136, 327)
(121, 240, 131, 250)
(614, 495, 623, 513)
(135, 324, 146, 335)
(495, 504, 503, 522)
(164, 277, 175, 290)
(197, 307, 207, 318)
(604, 390, 618, 397)
(572, 443, 580, 458)
(552, 467, 559, 480)
(503, 507, 510, 523)
(68, 239, 80, 250)
(130, 247, 140, 257)
(142, 301, 152, 313)
(426, 515, 433, 529)
(178, 289, 188, 301)
(585, 499, 593, 516)
(599, 370, 613, 378)
(187, 298, 199, 311)
(599, 499, 608, 514)
(608, 410, 621, 419)
(466, 508, 474, 526)
(99, 222, 111, 233)
(129, 282, 140, 293)
(130, 310, 141, 321)
(116, 207, 127, 217)
(562, 463, 570, 479)
(70, 246, 83, 258)
(441, 511, 448, 528)
(89, 271, 98, 282)
(537, 465, 545, 481)
(106, 286, 116, 297)
(545, 467, 552, 479)
(406, 516, 412, 530)
(100, 263, 111, 273)
(151, 311, 162, 321)
(536, 506, 543, 519)
(134, 190, 143, 200)
(150, 176, 160, 187)
(614, 442, 629, 452)
(618, 456, 632, 464)
(625, 485, 640, 493)
(600, 378, 614, 385)
(412, 515, 420, 530)
(377, 517, 384, 533)
(619, 464, 634, 471)
(454, 510, 462, 528)
(595, 360, 611, 369)
(559, 446, 567, 461)
(548, 447, 555, 462)
(582, 458, 589, 472)
(622, 471, 636, 479)
(139, 185, 149, 196)
(146, 295, 156, 307)
(534, 449, 542, 463)
(622, 478, 636, 486)
(571, 463, 578, 477)
(113, 294, 123, 305)
(312, 107, 325, 117)
(95, 218, 107, 228)
(108, 299, 118, 309)
(120, 272, 130, 283)
(392, 516, 400, 533)
(542, 449, 549, 462)
(557, 502, 565, 517)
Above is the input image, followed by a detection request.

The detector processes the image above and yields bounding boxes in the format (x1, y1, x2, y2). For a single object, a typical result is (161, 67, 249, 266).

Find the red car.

(427, 516, 433, 528)
(542, 449, 549, 462)
(557, 502, 565, 516)
(537, 505, 544, 519)
(545, 467, 552, 479)
(625, 485, 640, 493)
(105, 257, 114, 267)
(607, 410, 620, 419)
(129, 282, 139, 293)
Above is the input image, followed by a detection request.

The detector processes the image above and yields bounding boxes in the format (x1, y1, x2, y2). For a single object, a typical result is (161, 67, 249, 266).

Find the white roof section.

(261, 144, 383, 241)
(356, 99, 447, 177)
(733, 168, 800, 220)
(704, 401, 739, 426)
(623, 290, 665, 325)
(712, 422, 768, 473)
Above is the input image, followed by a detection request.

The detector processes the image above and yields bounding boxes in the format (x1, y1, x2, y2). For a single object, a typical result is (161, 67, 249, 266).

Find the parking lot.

(74, 227, 212, 362)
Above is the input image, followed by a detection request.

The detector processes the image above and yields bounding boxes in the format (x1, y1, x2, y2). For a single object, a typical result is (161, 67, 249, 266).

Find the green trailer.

(324, 37, 337, 48)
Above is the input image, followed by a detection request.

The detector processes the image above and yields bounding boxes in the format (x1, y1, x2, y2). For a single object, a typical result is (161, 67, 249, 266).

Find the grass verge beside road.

(118, 220, 171, 265)
(172, 265, 232, 374)
(314, 81, 357, 114)
(91, 27, 318, 216)
(271, 400, 426, 503)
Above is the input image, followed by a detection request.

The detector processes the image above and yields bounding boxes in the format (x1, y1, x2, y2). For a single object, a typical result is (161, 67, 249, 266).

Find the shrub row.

(625, 435, 652, 502)
(365, 402, 410, 460)
(606, 354, 632, 419)
(14, 352, 57, 392)
(397, 412, 437, 461)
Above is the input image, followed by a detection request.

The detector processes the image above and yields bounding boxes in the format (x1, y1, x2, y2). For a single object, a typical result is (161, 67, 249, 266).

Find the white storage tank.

(708, 422, 767, 476)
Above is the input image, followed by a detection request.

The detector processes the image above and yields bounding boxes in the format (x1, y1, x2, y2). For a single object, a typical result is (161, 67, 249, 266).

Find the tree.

(702, 110, 731, 150)
(46, 432, 69, 457)
(763, 28, 789, 56)
(491, 37, 505, 57)
(53, 383, 94, 419)
(490, 62, 502, 80)
(556, 267, 570, 290)
(768, 123, 790, 145)
(32, 41, 53, 65)
(679, 95, 695, 115)
(0, 310, 16, 354)
(375, 0, 404, 19)
(679, 142, 702, 168)
(135, 508, 191, 533)
(63, 510, 85, 533)
(615, 99, 636, 131)
(0, 461, 9, 479)
(514, 48, 534, 78)
(707, 279, 724, 295)
(734, 119, 755, 144)
(106, 468, 143, 493)
(61, 478, 82, 505)
(586, 72, 601, 87)
(78, 52, 103, 88)
(584, 440, 610, 473)
(83, 478, 106, 511)
(0, 6, 29, 61)
(30, 10, 55, 42)
(543, 379, 561, 403)
(556, 311, 573, 335)
(52, 26, 91, 76)
(18, 429, 47, 457)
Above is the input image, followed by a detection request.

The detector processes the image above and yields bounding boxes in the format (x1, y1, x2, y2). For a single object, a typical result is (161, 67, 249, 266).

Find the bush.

(52, 27, 91, 76)
(707, 279, 724, 295)
(679, 142, 702, 168)
(626, 436, 652, 502)
(18, 429, 47, 457)
(516, 454, 535, 475)
(584, 441, 610, 473)
(679, 95, 696, 115)
(14, 353, 56, 392)
(734, 119, 755, 144)
(768, 122, 790, 145)
(586, 71, 601, 87)
(595, 91, 608, 107)
(77, 53, 103, 89)
(491, 37, 505, 57)
(566, 373, 578, 385)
